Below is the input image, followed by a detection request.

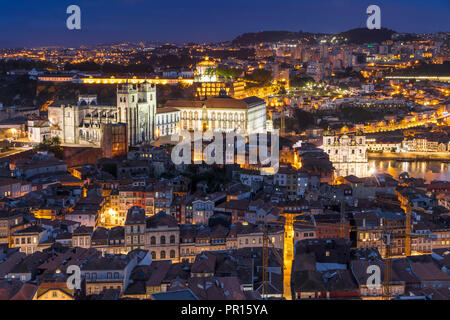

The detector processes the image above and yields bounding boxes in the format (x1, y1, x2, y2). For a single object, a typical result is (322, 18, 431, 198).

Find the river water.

(369, 160, 450, 183)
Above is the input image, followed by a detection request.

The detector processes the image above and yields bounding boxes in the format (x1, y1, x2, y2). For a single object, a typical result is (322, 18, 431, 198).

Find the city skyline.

(0, 0, 449, 48)
(0, 0, 450, 303)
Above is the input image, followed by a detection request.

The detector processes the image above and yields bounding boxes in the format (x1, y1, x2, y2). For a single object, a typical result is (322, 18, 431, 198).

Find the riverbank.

(369, 159, 450, 183)
(368, 152, 450, 161)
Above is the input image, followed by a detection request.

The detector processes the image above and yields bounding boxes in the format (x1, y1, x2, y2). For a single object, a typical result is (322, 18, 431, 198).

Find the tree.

(338, 104, 384, 123)
(216, 66, 243, 81)
(290, 76, 314, 88)
(274, 109, 315, 133)
(205, 67, 216, 79)
(33, 136, 63, 158)
(244, 69, 273, 87)
(294, 109, 315, 131)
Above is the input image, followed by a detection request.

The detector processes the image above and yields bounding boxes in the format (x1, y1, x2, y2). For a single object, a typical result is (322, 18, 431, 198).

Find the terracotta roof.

(0, 279, 23, 300)
(410, 261, 450, 282)
(147, 212, 178, 228)
(165, 96, 264, 110)
(187, 276, 246, 300)
(10, 283, 37, 300)
(156, 107, 180, 114)
(73, 226, 93, 235)
(191, 252, 216, 274)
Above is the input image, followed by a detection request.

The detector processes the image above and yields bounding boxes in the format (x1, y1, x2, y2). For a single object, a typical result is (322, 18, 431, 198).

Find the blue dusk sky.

(0, 0, 449, 47)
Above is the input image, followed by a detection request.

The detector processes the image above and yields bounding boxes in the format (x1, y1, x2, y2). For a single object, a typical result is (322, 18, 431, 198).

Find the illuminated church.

(48, 82, 267, 147)
(48, 82, 157, 147)
(322, 129, 369, 177)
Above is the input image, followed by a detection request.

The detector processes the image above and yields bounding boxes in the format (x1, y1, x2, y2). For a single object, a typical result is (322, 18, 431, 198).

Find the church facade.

(322, 130, 369, 177)
(47, 84, 267, 148)
(48, 82, 157, 147)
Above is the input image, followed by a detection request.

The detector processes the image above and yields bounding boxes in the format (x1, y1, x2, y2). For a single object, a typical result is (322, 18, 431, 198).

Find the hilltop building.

(164, 93, 266, 134)
(48, 82, 157, 147)
(193, 58, 245, 99)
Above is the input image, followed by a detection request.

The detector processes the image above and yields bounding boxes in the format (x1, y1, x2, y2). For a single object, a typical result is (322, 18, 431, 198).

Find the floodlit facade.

(164, 95, 267, 134)
(154, 107, 181, 138)
(48, 82, 157, 147)
(322, 130, 369, 177)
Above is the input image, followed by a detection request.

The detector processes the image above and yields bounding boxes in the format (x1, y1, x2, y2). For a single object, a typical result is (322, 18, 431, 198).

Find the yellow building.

(194, 57, 246, 99)
(33, 274, 76, 300)
(97, 189, 121, 228)
(34, 288, 75, 300)
(32, 208, 59, 220)
(194, 81, 246, 99)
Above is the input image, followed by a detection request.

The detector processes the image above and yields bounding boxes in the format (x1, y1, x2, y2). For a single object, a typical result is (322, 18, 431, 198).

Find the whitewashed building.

(322, 130, 369, 177)
(164, 94, 266, 135)
(154, 107, 180, 138)
(48, 82, 157, 147)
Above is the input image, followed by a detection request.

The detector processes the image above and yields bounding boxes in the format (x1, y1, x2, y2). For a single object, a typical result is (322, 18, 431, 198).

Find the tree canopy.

(216, 66, 243, 81)
(33, 136, 63, 159)
(244, 69, 273, 87)
(290, 75, 315, 88)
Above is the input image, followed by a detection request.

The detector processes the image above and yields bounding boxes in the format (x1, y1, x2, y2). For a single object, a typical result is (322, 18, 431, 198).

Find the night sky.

(0, 0, 449, 47)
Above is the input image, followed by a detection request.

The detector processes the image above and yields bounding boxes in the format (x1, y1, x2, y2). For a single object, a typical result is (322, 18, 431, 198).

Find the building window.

(160, 236, 166, 245)
(160, 251, 166, 259)
(170, 235, 175, 244)
(170, 250, 175, 259)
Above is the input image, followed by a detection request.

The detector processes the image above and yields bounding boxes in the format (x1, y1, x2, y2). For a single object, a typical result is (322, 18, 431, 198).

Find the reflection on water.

(368, 160, 450, 183)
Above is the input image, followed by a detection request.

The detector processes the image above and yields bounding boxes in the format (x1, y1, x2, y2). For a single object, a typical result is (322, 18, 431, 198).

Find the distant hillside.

(230, 28, 399, 45)
(231, 30, 316, 45)
(337, 27, 396, 44)
(389, 61, 450, 77)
